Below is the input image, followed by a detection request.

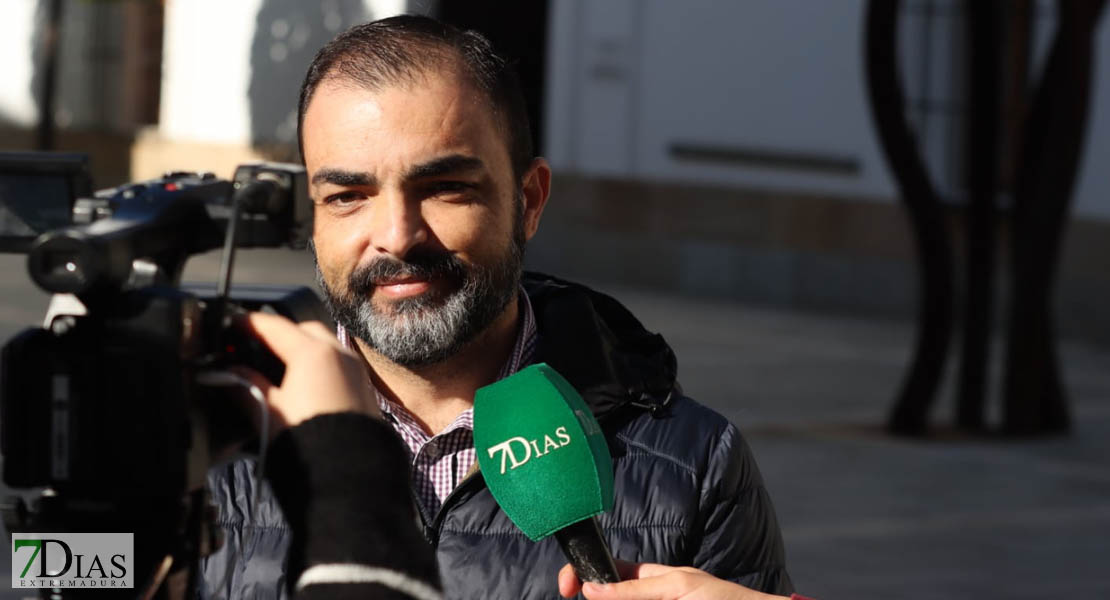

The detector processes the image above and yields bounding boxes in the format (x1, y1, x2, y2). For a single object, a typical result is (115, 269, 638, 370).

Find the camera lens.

(40, 250, 84, 283)
(28, 233, 98, 294)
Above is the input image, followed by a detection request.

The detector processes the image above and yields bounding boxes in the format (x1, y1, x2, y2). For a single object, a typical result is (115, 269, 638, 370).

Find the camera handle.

(216, 176, 285, 299)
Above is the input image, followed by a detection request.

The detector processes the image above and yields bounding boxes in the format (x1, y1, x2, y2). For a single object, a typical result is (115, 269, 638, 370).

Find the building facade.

(2, 0, 1107, 340)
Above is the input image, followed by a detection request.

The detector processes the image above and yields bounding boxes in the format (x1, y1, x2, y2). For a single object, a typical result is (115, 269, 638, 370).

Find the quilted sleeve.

(691, 422, 794, 595)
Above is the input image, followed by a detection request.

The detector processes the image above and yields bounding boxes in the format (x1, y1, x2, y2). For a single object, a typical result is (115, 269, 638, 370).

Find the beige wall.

(526, 174, 1110, 345)
(129, 128, 270, 182)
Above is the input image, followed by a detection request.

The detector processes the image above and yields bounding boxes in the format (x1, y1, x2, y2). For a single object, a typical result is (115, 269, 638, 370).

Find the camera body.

(0, 154, 327, 597)
(3, 163, 313, 490)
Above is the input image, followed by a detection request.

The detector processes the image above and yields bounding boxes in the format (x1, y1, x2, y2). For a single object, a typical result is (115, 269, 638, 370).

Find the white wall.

(546, 0, 896, 200)
(0, 1, 38, 127)
(159, 0, 264, 144)
(158, 0, 408, 146)
(545, 0, 1110, 220)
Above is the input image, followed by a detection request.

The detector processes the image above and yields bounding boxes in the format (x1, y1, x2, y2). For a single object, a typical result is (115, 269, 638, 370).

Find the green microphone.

(474, 363, 620, 584)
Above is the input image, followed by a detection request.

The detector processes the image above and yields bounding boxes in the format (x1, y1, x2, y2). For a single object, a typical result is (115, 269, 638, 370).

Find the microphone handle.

(553, 516, 620, 584)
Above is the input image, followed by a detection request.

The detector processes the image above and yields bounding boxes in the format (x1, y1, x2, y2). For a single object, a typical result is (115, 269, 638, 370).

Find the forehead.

(301, 71, 509, 175)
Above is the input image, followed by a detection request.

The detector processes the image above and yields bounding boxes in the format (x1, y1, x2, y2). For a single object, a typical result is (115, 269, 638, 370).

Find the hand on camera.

(558, 560, 789, 600)
(239, 311, 379, 436)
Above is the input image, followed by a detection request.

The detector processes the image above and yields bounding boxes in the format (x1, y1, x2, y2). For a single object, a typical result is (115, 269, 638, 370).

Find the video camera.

(0, 152, 329, 598)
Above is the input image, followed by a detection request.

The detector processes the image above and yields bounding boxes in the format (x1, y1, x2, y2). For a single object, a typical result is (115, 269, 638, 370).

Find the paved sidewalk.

(1, 249, 1107, 599)
(610, 285, 1110, 600)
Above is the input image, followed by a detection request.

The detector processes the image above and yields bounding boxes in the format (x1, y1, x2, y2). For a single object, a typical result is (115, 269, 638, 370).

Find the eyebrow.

(310, 154, 486, 189)
(311, 168, 376, 187)
(403, 154, 486, 180)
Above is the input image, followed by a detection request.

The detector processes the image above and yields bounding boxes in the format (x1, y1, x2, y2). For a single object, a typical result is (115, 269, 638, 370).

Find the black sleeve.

(264, 412, 441, 600)
(691, 422, 793, 595)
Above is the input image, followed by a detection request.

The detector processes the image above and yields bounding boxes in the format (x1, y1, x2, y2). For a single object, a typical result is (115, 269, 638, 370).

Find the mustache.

(347, 247, 468, 296)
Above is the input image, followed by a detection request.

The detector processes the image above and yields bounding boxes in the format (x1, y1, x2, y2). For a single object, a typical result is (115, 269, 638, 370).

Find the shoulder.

(610, 394, 748, 477)
(603, 394, 768, 527)
(598, 395, 763, 566)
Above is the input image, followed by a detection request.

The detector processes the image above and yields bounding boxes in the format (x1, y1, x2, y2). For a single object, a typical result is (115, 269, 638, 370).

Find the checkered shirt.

(335, 289, 538, 516)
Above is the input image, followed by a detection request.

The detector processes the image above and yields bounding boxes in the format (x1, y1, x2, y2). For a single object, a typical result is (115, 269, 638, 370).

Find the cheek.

(312, 226, 358, 288)
(425, 203, 511, 261)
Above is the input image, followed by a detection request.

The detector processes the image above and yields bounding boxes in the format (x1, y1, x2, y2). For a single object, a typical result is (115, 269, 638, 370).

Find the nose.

(369, 190, 428, 258)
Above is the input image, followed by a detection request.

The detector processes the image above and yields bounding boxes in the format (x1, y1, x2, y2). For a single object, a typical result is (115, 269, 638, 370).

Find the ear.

(519, 157, 552, 242)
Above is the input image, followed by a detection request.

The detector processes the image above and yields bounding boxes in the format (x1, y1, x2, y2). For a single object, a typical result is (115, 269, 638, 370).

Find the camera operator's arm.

(243, 312, 442, 600)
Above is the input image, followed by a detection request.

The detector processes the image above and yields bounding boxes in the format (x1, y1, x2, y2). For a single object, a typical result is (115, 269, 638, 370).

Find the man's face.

(302, 70, 542, 367)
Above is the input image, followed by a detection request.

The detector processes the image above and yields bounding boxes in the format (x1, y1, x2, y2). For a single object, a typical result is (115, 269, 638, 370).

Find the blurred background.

(1, 0, 1108, 598)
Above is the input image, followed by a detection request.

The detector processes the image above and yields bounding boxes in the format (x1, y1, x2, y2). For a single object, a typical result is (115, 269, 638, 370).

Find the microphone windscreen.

(474, 363, 614, 541)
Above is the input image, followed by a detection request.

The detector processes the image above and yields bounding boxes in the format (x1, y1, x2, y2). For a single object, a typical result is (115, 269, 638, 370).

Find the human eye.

(424, 180, 478, 201)
(322, 190, 367, 209)
(433, 180, 474, 192)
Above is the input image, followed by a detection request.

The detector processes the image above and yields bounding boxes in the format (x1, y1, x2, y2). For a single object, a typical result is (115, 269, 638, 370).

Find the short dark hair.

(297, 14, 534, 179)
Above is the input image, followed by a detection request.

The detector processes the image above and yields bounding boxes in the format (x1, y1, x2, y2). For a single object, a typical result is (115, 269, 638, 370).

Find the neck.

(353, 296, 521, 435)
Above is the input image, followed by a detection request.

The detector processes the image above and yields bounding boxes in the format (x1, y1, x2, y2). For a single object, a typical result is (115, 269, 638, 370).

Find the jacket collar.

(522, 272, 677, 421)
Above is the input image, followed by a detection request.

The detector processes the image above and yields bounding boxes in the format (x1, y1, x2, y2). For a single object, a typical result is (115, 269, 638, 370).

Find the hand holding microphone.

(558, 560, 792, 600)
(474, 363, 622, 585)
(474, 366, 798, 600)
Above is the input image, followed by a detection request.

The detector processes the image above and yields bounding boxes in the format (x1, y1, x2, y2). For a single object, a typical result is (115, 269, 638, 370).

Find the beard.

(314, 209, 525, 368)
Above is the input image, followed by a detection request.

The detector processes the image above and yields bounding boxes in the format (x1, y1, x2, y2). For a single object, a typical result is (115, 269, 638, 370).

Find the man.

(200, 15, 793, 599)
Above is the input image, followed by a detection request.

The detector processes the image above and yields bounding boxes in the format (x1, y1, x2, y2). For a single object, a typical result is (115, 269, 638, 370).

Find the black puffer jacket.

(197, 274, 793, 599)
